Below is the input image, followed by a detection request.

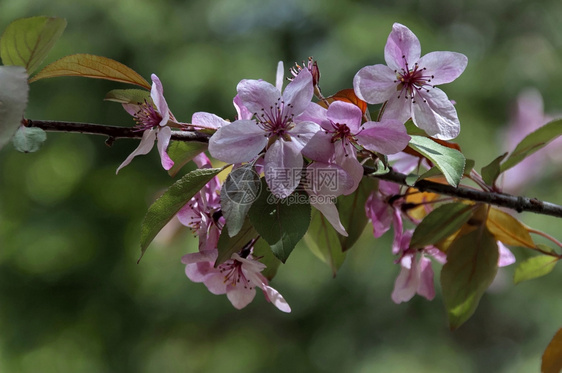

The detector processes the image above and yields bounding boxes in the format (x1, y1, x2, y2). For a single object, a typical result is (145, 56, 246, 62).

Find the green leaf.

(441, 227, 499, 330)
(408, 135, 466, 187)
(166, 141, 208, 177)
(481, 153, 508, 186)
(11, 126, 46, 153)
(1, 16, 66, 75)
(338, 177, 376, 251)
(104, 89, 151, 105)
(463, 159, 475, 177)
(249, 180, 311, 263)
(417, 166, 445, 182)
(29, 54, 151, 89)
(0, 66, 28, 150)
(221, 165, 261, 237)
(500, 118, 562, 173)
(253, 238, 282, 281)
(304, 207, 346, 276)
(410, 202, 474, 249)
(139, 167, 222, 261)
(404, 119, 427, 136)
(537, 244, 557, 255)
(215, 218, 257, 266)
(514, 255, 558, 285)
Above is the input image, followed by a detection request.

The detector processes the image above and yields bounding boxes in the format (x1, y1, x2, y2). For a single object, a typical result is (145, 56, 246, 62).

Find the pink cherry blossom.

(391, 230, 446, 304)
(353, 23, 468, 140)
(116, 74, 175, 173)
(301, 101, 410, 194)
(365, 181, 404, 254)
(208, 62, 320, 198)
(181, 249, 291, 312)
(177, 153, 223, 251)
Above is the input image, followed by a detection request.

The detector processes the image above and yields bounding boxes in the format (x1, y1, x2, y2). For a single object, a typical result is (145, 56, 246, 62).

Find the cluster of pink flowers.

(116, 23, 478, 309)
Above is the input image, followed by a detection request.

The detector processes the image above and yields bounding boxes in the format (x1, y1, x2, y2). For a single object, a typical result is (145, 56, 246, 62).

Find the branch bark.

(28, 119, 562, 218)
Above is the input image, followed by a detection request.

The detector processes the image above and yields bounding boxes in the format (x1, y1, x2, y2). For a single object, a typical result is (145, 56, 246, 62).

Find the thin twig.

(26, 119, 211, 143)
(369, 168, 562, 218)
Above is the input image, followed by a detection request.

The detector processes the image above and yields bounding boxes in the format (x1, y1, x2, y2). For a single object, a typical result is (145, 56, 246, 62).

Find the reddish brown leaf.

(542, 328, 562, 373)
(318, 88, 368, 114)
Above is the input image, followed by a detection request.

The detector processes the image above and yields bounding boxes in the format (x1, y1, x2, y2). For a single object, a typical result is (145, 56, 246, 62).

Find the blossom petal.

(384, 23, 421, 71)
(391, 209, 404, 255)
(157, 126, 174, 170)
(176, 201, 200, 227)
(150, 74, 170, 126)
(391, 256, 419, 304)
(203, 272, 228, 295)
(122, 103, 141, 117)
(498, 242, 516, 267)
(184, 261, 215, 283)
(301, 131, 334, 162)
(275, 61, 284, 92)
(327, 101, 362, 132)
(208, 120, 267, 163)
(289, 121, 321, 151)
(116, 128, 157, 174)
(264, 139, 303, 198)
(417, 51, 468, 85)
(353, 64, 397, 104)
(262, 285, 291, 313)
(310, 198, 348, 236)
(380, 94, 412, 124)
(296, 102, 329, 129)
(282, 69, 313, 115)
(192, 111, 229, 130)
(365, 192, 393, 238)
(334, 146, 363, 194)
(233, 94, 253, 120)
(387, 153, 421, 175)
(416, 256, 436, 300)
(237, 79, 281, 115)
(357, 119, 411, 154)
(181, 249, 218, 265)
(412, 88, 460, 140)
(226, 284, 256, 310)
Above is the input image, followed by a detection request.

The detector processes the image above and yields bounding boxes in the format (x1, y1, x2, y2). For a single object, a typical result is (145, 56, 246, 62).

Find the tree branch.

(29, 119, 562, 218)
(370, 168, 562, 218)
(26, 119, 211, 143)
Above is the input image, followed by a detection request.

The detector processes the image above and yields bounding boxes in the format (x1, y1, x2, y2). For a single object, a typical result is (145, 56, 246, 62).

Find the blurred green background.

(1, 0, 562, 372)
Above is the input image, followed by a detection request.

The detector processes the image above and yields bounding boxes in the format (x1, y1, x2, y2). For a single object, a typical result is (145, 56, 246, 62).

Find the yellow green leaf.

(29, 53, 151, 89)
(514, 255, 558, 284)
(542, 328, 562, 373)
(1, 16, 66, 74)
(486, 208, 535, 248)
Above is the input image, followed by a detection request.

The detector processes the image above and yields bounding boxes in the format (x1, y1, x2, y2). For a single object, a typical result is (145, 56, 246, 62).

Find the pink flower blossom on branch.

(181, 249, 291, 312)
(116, 74, 176, 173)
(301, 100, 410, 194)
(208, 62, 321, 198)
(353, 23, 468, 140)
(177, 153, 223, 251)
